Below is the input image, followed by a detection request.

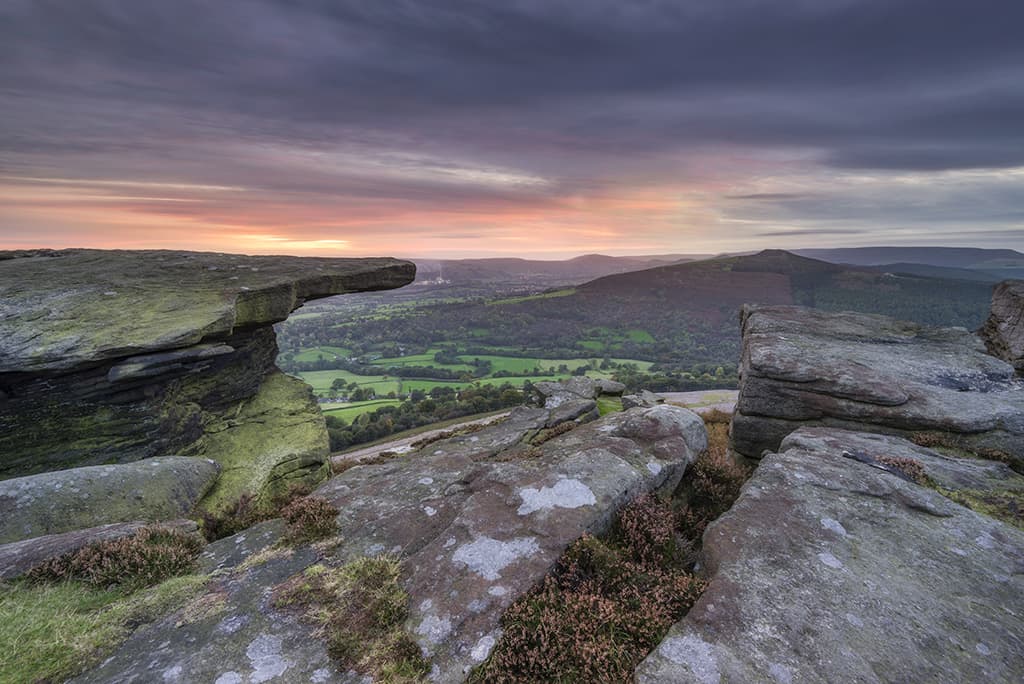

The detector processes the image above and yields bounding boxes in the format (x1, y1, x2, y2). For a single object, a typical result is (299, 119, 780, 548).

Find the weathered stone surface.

(0, 519, 198, 580)
(595, 378, 626, 395)
(781, 427, 1024, 498)
(76, 399, 707, 684)
(0, 249, 414, 373)
(0, 249, 414, 503)
(0, 457, 218, 544)
(75, 542, 332, 684)
(732, 305, 1024, 467)
(981, 280, 1024, 373)
(637, 427, 1024, 683)
(198, 519, 288, 574)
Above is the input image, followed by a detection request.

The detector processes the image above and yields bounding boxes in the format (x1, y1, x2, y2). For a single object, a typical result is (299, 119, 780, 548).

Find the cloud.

(0, 1, 1022, 255)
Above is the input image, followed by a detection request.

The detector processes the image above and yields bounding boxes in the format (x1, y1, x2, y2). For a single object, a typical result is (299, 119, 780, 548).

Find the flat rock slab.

(637, 427, 1024, 684)
(0, 456, 218, 544)
(0, 249, 415, 373)
(77, 403, 707, 684)
(732, 305, 1024, 466)
(981, 280, 1024, 373)
(0, 519, 197, 580)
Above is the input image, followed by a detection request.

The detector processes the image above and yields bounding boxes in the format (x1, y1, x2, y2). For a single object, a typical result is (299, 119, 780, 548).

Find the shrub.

(28, 527, 203, 591)
(676, 424, 750, 543)
(471, 496, 705, 682)
(875, 455, 930, 485)
(614, 494, 694, 569)
(274, 556, 428, 681)
(280, 496, 339, 545)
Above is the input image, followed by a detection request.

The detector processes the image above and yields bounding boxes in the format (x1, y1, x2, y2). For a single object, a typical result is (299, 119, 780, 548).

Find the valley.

(276, 248, 1004, 449)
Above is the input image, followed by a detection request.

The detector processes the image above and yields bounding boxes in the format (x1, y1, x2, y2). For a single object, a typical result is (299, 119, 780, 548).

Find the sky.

(1, 0, 1023, 259)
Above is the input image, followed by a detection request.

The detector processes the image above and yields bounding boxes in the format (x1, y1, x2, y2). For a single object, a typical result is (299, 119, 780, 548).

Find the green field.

(456, 355, 596, 374)
(292, 352, 653, 400)
(322, 400, 403, 421)
(293, 345, 353, 362)
(486, 288, 576, 306)
(294, 370, 400, 397)
(371, 350, 475, 372)
(400, 379, 471, 392)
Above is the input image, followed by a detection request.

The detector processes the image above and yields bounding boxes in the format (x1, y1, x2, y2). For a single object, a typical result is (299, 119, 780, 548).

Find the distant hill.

(869, 263, 1007, 283)
(793, 246, 1024, 270)
(452, 248, 996, 365)
(412, 253, 709, 286)
(281, 249, 1002, 382)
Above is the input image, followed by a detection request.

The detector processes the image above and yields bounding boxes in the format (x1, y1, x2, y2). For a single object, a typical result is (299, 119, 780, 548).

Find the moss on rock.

(193, 371, 331, 513)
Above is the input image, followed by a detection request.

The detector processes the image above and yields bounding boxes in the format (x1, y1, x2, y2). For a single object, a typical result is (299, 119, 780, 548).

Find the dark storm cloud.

(2, 0, 1023, 173)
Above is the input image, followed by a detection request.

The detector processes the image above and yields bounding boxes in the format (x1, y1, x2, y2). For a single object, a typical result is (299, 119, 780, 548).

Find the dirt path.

(330, 410, 512, 466)
(660, 389, 738, 414)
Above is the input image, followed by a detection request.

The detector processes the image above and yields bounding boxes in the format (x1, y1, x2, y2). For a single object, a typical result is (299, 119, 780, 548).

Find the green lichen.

(195, 371, 331, 513)
(933, 487, 1024, 530)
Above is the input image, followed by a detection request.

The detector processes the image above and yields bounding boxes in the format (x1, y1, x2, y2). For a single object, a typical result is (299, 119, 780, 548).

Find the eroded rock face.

(732, 305, 1024, 468)
(0, 249, 415, 507)
(0, 456, 218, 544)
(75, 402, 708, 684)
(637, 427, 1024, 683)
(981, 280, 1024, 373)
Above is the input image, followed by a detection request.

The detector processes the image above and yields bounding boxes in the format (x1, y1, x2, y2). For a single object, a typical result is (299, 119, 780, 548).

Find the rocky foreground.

(638, 427, 1024, 682)
(0, 249, 414, 510)
(75, 397, 707, 683)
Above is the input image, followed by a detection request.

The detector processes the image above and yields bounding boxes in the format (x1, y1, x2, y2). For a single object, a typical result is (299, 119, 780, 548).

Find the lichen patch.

(452, 536, 539, 580)
(516, 478, 596, 516)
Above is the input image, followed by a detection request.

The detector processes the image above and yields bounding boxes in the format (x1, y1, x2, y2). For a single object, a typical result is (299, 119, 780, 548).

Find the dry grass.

(529, 421, 577, 446)
(274, 556, 428, 682)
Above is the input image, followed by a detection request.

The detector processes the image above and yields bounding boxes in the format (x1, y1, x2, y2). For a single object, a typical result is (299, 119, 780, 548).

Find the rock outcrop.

(731, 305, 1024, 468)
(981, 280, 1024, 373)
(74, 401, 708, 684)
(0, 456, 218, 544)
(0, 249, 415, 509)
(637, 427, 1024, 683)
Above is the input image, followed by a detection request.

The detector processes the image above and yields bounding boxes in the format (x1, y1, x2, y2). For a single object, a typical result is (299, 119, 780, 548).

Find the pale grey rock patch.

(516, 478, 596, 516)
(471, 635, 497, 662)
(247, 634, 291, 683)
(452, 536, 540, 581)
(416, 615, 454, 645)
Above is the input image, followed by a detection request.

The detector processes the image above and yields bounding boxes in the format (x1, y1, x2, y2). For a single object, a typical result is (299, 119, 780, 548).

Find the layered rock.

(637, 427, 1024, 683)
(731, 305, 1024, 468)
(981, 280, 1024, 373)
(74, 401, 708, 684)
(0, 249, 415, 508)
